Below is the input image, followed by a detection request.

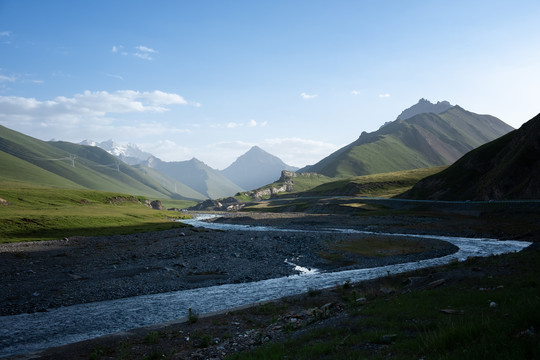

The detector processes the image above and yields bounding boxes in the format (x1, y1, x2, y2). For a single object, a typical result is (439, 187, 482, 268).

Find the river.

(0, 215, 531, 358)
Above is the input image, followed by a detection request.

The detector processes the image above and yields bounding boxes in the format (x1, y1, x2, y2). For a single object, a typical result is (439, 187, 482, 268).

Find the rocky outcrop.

(188, 197, 245, 211)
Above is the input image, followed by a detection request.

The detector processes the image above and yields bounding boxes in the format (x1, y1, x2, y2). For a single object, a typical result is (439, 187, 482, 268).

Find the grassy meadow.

(0, 182, 193, 243)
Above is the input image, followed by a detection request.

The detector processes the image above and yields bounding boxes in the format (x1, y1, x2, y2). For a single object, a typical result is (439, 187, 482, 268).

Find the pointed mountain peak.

(397, 98, 453, 121)
(247, 145, 264, 153)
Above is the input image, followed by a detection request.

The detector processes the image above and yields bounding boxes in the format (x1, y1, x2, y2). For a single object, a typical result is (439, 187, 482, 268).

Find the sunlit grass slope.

(300, 166, 447, 198)
(0, 183, 190, 243)
(0, 124, 200, 200)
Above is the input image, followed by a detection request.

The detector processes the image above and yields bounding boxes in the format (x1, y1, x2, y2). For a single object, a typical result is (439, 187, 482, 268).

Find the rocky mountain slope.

(221, 146, 298, 190)
(299, 100, 514, 178)
(402, 112, 540, 200)
(396, 98, 453, 121)
(80, 140, 152, 166)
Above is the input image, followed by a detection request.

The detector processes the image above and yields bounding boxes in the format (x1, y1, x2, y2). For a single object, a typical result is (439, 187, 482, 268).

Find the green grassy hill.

(300, 106, 513, 178)
(0, 125, 199, 199)
(0, 184, 189, 243)
(403, 112, 540, 200)
(298, 166, 447, 198)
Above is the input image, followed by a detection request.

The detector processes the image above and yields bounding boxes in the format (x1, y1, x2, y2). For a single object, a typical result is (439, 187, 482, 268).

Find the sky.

(1, 0, 539, 169)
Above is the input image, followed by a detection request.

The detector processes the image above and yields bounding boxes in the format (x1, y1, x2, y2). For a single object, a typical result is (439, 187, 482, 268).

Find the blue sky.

(1, 0, 539, 169)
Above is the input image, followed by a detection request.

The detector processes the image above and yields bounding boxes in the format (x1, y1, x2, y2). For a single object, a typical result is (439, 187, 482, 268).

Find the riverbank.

(9, 238, 539, 360)
(1, 210, 536, 359)
(0, 213, 459, 317)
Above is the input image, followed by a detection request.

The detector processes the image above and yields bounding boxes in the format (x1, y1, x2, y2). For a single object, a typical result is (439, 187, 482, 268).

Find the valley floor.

(2, 209, 539, 359)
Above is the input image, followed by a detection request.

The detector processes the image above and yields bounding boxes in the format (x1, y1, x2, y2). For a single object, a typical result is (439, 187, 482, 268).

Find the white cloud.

(106, 73, 124, 80)
(212, 119, 268, 129)
(133, 52, 153, 61)
(262, 137, 339, 168)
(378, 93, 391, 98)
(135, 45, 157, 53)
(0, 90, 194, 132)
(111, 44, 157, 60)
(134, 45, 158, 60)
(0, 31, 11, 37)
(138, 139, 193, 162)
(351, 90, 361, 95)
(301, 92, 318, 99)
(0, 74, 16, 82)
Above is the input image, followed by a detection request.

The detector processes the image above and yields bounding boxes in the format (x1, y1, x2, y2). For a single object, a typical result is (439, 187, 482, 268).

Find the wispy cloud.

(351, 90, 361, 95)
(134, 45, 158, 60)
(112, 44, 158, 60)
(0, 31, 11, 37)
(0, 71, 43, 84)
(137, 140, 192, 162)
(301, 92, 318, 99)
(0, 74, 17, 82)
(135, 45, 156, 53)
(262, 137, 339, 167)
(378, 93, 391, 98)
(106, 73, 124, 81)
(212, 119, 268, 129)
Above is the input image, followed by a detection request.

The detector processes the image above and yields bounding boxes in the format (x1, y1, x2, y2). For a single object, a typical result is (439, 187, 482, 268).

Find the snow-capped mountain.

(80, 139, 152, 165)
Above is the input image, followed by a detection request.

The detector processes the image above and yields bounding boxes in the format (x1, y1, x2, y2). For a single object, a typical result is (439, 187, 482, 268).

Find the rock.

(425, 278, 446, 289)
(0, 197, 10, 205)
(150, 200, 163, 210)
(440, 309, 464, 314)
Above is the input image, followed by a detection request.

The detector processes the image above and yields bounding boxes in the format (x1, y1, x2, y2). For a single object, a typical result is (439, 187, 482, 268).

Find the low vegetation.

(228, 248, 540, 360)
(51, 245, 540, 359)
(298, 166, 447, 198)
(0, 182, 190, 243)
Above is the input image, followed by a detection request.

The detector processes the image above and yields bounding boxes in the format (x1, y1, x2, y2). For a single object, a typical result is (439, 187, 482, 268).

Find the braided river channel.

(0, 215, 532, 358)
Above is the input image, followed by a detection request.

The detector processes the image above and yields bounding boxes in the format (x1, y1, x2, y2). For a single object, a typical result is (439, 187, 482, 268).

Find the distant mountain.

(221, 146, 299, 190)
(143, 156, 243, 199)
(0, 125, 197, 199)
(81, 139, 152, 165)
(396, 98, 453, 121)
(402, 113, 540, 200)
(299, 101, 514, 178)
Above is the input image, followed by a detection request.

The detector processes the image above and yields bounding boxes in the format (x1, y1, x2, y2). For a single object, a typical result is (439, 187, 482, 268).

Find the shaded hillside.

(300, 102, 513, 178)
(0, 125, 192, 199)
(402, 113, 540, 200)
(145, 156, 243, 199)
(221, 146, 298, 190)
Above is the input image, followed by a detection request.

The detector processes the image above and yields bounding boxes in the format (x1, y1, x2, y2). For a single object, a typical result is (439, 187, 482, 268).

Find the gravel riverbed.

(0, 213, 458, 317)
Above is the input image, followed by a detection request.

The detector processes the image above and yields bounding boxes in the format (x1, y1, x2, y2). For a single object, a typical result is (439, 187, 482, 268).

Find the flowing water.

(0, 215, 531, 358)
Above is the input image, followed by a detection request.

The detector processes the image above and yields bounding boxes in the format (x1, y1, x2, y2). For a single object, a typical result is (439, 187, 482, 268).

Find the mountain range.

(403, 112, 540, 200)
(299, 99, 514, 178)
(221, 146, 299, 190)
(0, 98, 521, 201)
(81, 140, 299, 198)
(80, 140, 152, 166)
(141, 156, 243, 199)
